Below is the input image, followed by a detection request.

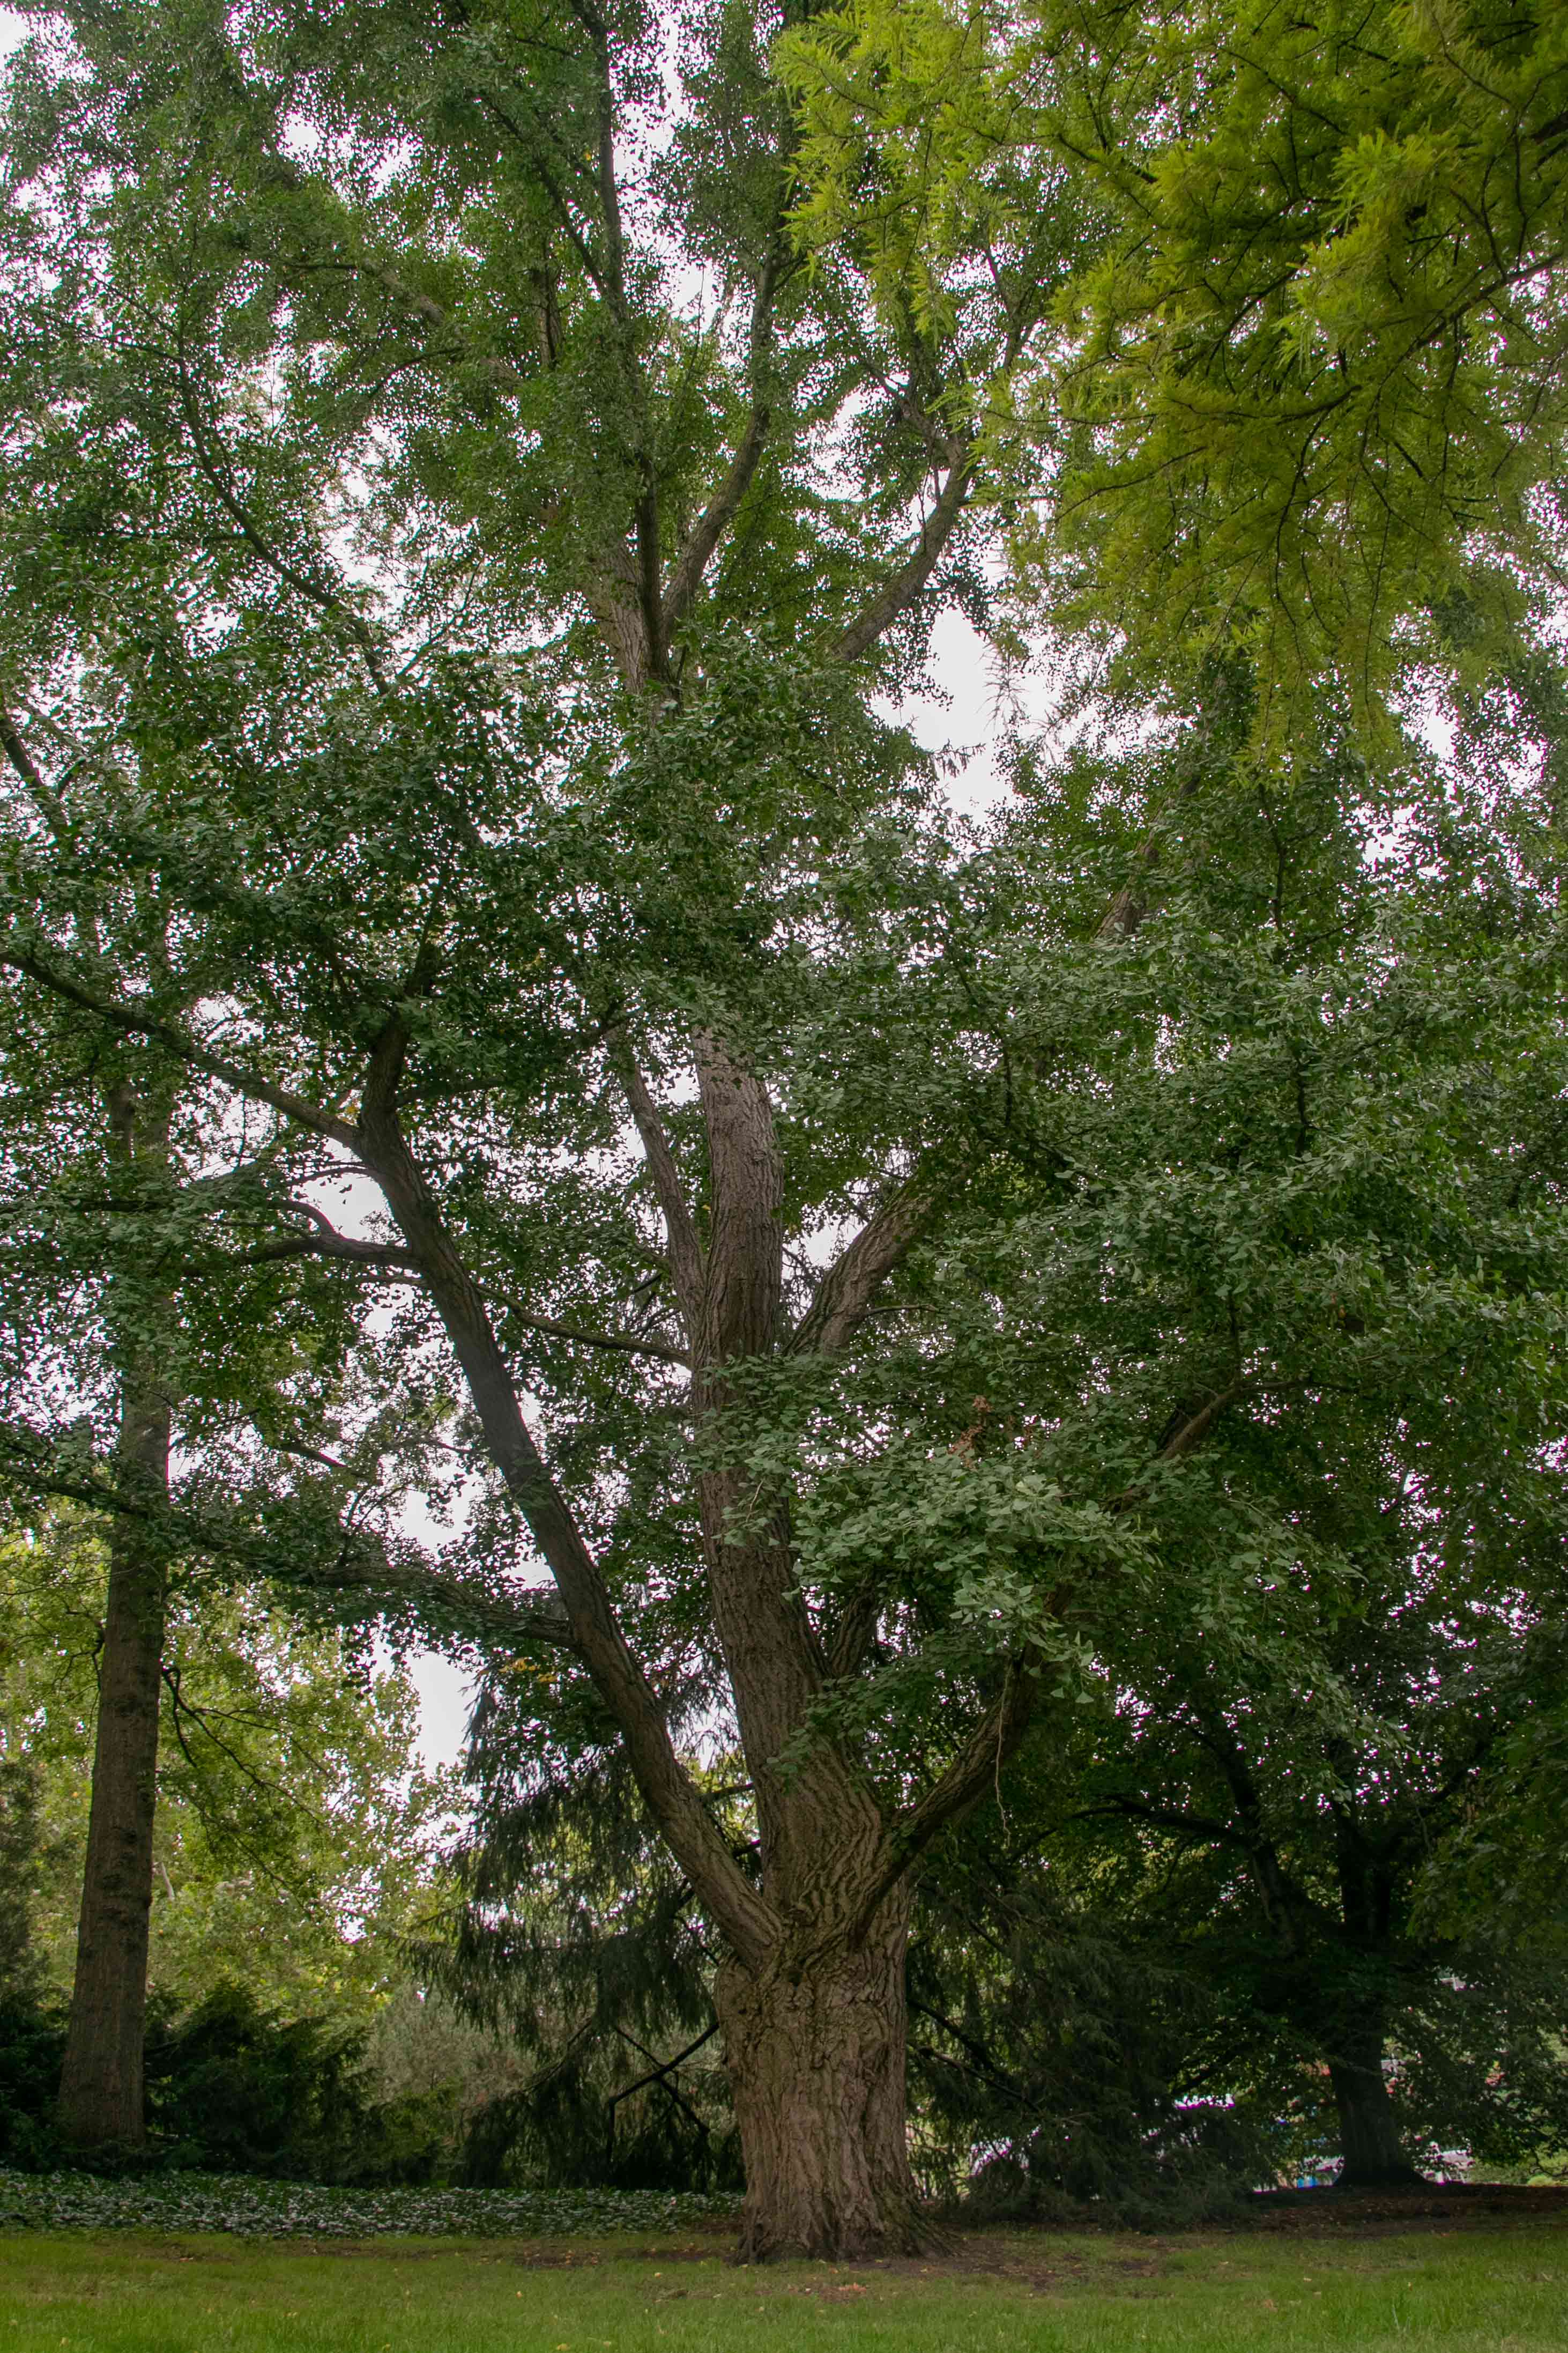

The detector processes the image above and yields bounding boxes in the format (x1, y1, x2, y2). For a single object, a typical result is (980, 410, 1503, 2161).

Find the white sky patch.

(407, 1644, 475, 1773)
(903, 609, 1020, 820)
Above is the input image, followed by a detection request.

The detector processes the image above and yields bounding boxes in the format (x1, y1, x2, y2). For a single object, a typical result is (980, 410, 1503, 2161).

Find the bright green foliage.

(785, 0, 1568, 732)
(0, 1520, 452, 2019)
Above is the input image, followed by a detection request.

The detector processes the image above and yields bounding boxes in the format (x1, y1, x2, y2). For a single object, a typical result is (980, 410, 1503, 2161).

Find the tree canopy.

(785, 0, 1568, 732)
(1, 0, 1566, 2246)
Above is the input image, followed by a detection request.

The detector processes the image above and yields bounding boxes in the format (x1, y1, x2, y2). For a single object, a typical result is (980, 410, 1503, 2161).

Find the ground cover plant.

(2, 2210, 1566, 2352)
(0, 2170, 740, 2238)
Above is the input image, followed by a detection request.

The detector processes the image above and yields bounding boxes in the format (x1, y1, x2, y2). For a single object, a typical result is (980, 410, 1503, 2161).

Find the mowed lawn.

(1, 2223, 1564, 2352)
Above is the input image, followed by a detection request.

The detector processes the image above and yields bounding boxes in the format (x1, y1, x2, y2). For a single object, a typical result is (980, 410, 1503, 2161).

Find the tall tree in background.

(0, 713, 490, 2149)
(1, 1519, 450, 2029)
(0, 704, 197, 2149)
(53, 1072, 175, 2150)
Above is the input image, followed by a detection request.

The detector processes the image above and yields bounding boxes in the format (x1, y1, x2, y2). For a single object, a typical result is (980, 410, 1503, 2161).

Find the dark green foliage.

(432, 1690, 740, 2194)
(0, 1979, 455, 2182)
(907, 1812, 1274, 2223)
(0, 1761, 67, 2172)
(0, 1995, 68, 2172)
(143, 1984, 455, 2184)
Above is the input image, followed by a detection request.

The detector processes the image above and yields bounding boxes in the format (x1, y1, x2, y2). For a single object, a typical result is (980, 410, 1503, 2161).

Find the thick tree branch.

(790, 1179, 933, 1358)
(663, 404, 770, 638)
(1106, 1381, 1247, 1513)
(1157, 1381, 1245, 1462)
(355, 1017, 778, 1965)
(241, 1203, 418, 1270)
(0, 700, 72, 839)
(852, 1658, 1039, 1936)
(0, 946, 361, 1151)
(830, 453, 976, 665)
(824, 1585, 881, 1680)
(662, 247, 783, 638)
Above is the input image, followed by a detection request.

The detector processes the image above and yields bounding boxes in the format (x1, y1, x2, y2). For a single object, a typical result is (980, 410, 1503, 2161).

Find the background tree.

(0, 1519, 452, 2022)
(429, 1692, 744, 2192)
(1063, 1603, 1568, 2189)
(0, 665, 568, 2150)
(0, 1513, 466, 2173)
(785, 0, 1568, 736)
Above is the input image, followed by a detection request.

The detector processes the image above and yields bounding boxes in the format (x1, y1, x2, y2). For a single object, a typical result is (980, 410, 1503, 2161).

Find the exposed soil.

(137, 2181, 1565, 2274)
(1242, 2182, 1568, 2237)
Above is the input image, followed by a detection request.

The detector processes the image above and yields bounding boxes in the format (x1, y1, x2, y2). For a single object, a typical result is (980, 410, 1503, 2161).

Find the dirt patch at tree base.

(1243, 2184, 1568, 2235)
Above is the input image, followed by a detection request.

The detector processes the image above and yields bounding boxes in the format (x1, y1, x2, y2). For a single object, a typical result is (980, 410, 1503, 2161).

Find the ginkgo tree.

(0, 0, 1083, 2254)
(3, 0, 1566, 2260)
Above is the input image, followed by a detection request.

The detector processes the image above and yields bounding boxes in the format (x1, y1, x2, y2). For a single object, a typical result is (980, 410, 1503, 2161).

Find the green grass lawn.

(1, 2223, 1564, 2352)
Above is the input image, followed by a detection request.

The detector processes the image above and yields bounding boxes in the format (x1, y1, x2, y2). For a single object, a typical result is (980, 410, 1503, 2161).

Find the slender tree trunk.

(57, 1075, 174, 2156)
(1327, 2020, 1423, 2190)
(55, 1370, 170, 2151)
(714, 1891, 927, 2261)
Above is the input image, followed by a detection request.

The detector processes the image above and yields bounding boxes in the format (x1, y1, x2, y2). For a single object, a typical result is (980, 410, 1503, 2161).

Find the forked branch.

(831, 453, 976, 665)
(355, 1017, 778, 1965)
(611, 1038, 707, 1337)
(0, 947, 362, 1152)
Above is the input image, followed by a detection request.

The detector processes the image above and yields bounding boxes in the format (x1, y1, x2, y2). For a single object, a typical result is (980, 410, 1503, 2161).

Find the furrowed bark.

(715, 1888, 935, 2262)
(690, 1035, 885, 1907)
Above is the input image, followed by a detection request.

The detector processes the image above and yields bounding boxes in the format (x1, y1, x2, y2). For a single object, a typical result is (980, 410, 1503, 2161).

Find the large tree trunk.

(1325, 1823, 1424, 2189)
(1328, 2025, 1423, 2190)
(715, 1895, 928, 2262)
(689, 1041, 938, 2257)
(365, 1034, 1009, 2259)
